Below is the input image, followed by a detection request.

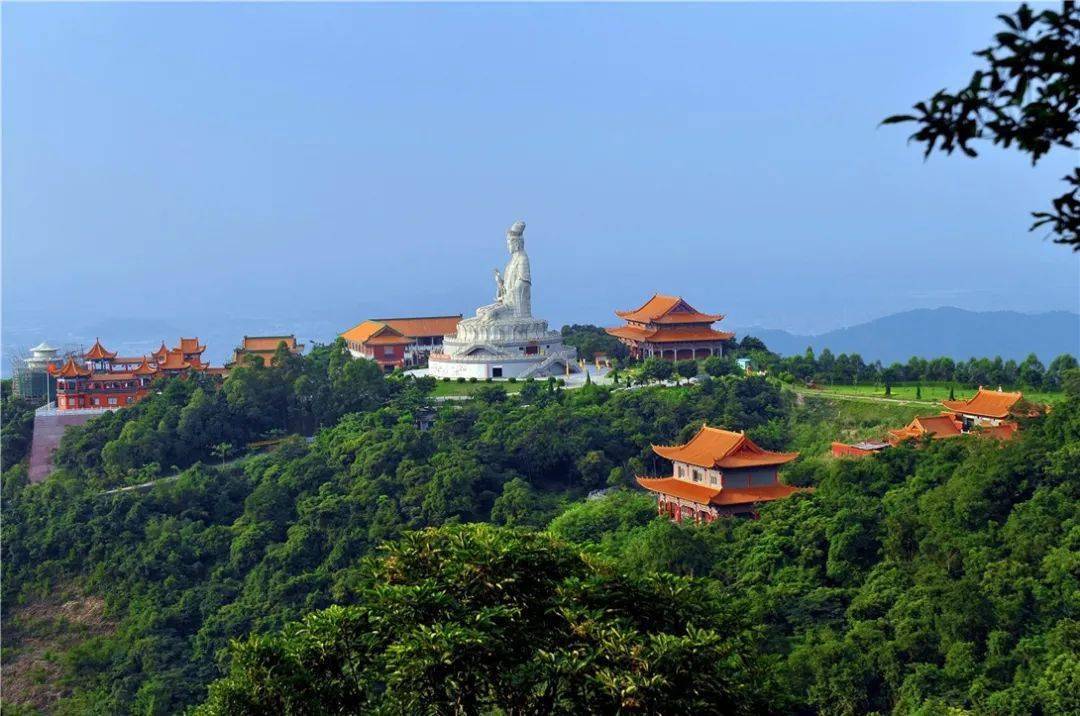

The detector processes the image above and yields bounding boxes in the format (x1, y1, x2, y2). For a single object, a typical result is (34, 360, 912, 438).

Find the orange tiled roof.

(152, 342, 169, 360)
(615, 294, 724, 325)
(178, 338, 206, 355)
(376, 316, 462, 338)
(888, 413, 963, 444)
(53, 357, 91, 377)
(652, 425, 799, 469)
(636, 476, 803, 506)
(84, 339, 117, 360)
(133, 358, 158, 376)
(942, 388, 1024, 419)
(340, 321, 412, 345)
(977, 422, 1020, 441)
(241, 335, 300, 353)
(157, 349, 191, 371)
(606, 325, 735, 343)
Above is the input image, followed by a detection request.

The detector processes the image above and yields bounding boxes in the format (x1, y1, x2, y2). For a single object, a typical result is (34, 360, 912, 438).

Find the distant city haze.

(3, 3, 1077, 369)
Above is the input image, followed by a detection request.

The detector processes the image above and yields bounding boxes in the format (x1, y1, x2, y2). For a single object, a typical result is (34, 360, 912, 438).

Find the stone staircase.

(28, 410, 100, 483)
(518, 352, 574, 380)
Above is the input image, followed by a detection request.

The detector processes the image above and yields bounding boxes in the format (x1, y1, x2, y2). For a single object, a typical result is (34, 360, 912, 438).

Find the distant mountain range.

(731, 308, 1079, 364)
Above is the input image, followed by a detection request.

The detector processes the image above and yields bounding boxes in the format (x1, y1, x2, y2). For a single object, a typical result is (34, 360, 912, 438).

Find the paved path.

(100, 455, 248, 495)
(28, 412, 98, 483)
(790, 386, 938, 408)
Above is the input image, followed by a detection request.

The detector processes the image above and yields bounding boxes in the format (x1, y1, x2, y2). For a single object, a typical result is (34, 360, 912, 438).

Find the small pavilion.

(637, 425, 802, 521)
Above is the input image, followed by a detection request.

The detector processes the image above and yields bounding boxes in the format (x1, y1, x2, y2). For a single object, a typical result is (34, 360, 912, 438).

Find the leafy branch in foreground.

(883, 2, 1080, 249)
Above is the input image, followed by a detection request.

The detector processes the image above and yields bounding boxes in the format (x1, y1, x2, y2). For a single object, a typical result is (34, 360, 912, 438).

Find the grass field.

(787, 393, 926, 456)
(432, 380, 526, 397)
(810, 382, 1064, 406)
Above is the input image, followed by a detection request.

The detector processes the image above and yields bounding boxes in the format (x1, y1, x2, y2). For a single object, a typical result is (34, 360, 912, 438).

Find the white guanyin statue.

(476, 220, 531, 322)
(430, 219, 576, 379)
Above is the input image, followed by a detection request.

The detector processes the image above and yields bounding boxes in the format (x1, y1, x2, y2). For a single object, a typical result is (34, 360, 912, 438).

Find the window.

(692, 469, 702, 483)
(709, 473, 718, 485)
(108, 397, 117, 405)
(492, 367, 503, 378)
(383, 346, 395, 357)
(747, 469, 775, 487)
(676, 464, 685, 478)
(93, 398, 100, 406)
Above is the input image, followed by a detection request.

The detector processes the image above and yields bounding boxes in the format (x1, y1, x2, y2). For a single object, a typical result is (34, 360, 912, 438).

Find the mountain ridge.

(730, 307, 1079, 364)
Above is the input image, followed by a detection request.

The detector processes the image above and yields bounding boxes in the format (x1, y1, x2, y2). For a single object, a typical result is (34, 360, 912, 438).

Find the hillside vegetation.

(2, 342, 1077, 714)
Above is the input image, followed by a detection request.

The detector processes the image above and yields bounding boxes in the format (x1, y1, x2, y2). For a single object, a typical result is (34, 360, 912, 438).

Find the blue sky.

(3, 2, 1077, 362)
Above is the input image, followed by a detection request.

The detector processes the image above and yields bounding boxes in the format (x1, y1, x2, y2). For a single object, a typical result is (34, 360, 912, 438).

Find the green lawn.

(787, 393, 926, 456)
(810, 382, 1064, 405)
(432, 380, 526, 397)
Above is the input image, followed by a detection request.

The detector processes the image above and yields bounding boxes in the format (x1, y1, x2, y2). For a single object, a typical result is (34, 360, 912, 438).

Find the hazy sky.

(4, 2, 1077, 358)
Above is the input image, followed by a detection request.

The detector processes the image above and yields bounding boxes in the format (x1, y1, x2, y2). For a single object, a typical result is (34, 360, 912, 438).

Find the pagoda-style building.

(48, 337, 225, 411)
(942, 387, 1033, 429)
(637, 425, 802, 521)
(606, 294, 734, 361)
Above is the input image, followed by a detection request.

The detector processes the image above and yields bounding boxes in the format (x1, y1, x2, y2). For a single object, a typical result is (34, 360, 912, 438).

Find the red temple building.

(47, 338, 225, 411)
(887, 413, 964, 445)
(830, 440, 890, 458)
(941, 387, 1032, 428)
(341, 315, 462, 372)
(832, 388, 1034, 457)
(637, 425, 802, 521)
(606, 294, 734, 361)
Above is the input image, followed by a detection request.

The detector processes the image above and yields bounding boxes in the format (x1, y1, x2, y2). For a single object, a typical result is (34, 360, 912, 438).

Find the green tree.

(195, 525, 773, 716)
(640, 357, 674, 384)
(211, 442, 234, 466)
(884, 2, 1080, 248)
(675, 359, 699, 384)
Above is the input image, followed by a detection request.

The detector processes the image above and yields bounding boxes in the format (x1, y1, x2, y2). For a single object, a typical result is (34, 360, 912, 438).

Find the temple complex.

(833, 388, 1034, 457)
(341, 316, 461, 372)
(231, 335, 304, 368)
(606, 294, 734, 360)
(428, 221, 577, 379)
(637, 425, 802, 521)
(47, 337, 226, 411)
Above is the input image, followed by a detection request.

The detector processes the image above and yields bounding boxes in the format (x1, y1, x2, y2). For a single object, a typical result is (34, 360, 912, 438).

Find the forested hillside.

(2, 342, 1077, 714)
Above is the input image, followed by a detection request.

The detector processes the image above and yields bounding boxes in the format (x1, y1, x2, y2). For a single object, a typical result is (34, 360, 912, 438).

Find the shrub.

(469, 377, 478, 383)
(456, 377, 466, 383)
(508, 377, 518, 383)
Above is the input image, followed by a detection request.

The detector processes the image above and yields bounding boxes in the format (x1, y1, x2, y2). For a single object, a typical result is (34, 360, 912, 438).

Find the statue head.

(506, 220, 525, 253)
